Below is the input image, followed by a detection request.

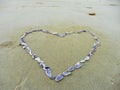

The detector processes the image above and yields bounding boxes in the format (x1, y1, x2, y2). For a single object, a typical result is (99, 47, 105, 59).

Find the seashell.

(45, 67, 55, 79)
(25, 47, 30, 52)
(52, 32, 58, 35)
(29, 50, 32, 55)
(57, 34, 65, 37)
(21, 42, 27, 46)
(80, 59, 86, 63)
(23, 45, 26, 49)
(62, 71, 71, 76)
(32, 54, 37, 59)
(84, 56, 90, 61)
(67, 66, 75, 72)
(40, 63, 46, 69)
(75, 62, 82, 69)
(55, 74, 64, 82)
(23, 33, 27, 37)
(88, 12, 96, 16)
(93, 36, 98, 40)
(91, 48, 95, 54)
(35, 57, 43, 63)
(96, 41, 100, 45)
(90, 49, 95, 54)
(93, 45, 97, 49)
(42, 30, 48, 33)
(21, 38, 25, 43)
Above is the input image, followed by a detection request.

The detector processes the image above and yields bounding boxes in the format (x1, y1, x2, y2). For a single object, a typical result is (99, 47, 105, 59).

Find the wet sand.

(0, 0, 120, 90)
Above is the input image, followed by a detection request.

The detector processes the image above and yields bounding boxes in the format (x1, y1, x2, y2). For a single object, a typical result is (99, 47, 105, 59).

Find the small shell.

(52, 32, 58, 35)
(35, 57, 43, 63)
(21, 42, 27, 46)
(29, 50, 32, 55)
(93, 36, 98, 40)
(75, 62, 82, 69)
(45, 68, 51, 77)
(84, 56, 90, 61)
(57, 34, 65, 37)
(80, 59, 86, 63)
(40, 63, 46, 69)
(93, 43, 97, 46)
(89, 52, 93, 56)
(45, 67, 55, 79)
(23, 45, 26, 49)
(32, 54, 37, 59)
(55, 74, 64, 82)
(96, 41, 100, 45)
(67, 66, 75, 72)
(62, 71, 71, 76)
(91, 48, 95, 54)
(21, 38, 25, 43)
(25, 47, 31, 53)
(42, 30, 48, 33)
(93, 45, 97, 49)
(23, 33, 27, 37)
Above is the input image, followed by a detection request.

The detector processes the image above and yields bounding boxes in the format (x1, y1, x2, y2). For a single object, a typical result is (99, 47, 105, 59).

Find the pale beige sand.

(0, 0, 120, 90)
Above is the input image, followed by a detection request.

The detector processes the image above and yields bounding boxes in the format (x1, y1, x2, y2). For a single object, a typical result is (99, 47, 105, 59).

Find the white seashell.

(94, 36, 98, 39)
(42, 30, 48, 33)
(52, 32, 58, 35)
(35, 57, 40, 61)
(84, 56, 90, 61)
(80, 59, 86, 63)
(62, 71, 71, 76)
(21, 42, 27, 46)
(35, 57, 43, 63)
(29, 51, 32, 55)
(25, 47, 31, 53)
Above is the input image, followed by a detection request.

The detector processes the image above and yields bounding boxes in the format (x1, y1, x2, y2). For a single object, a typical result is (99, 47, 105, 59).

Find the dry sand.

(0, 0, 120, 90)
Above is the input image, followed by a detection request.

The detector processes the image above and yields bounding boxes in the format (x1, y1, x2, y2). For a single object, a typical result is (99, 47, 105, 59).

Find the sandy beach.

(0, 0, 120, 90)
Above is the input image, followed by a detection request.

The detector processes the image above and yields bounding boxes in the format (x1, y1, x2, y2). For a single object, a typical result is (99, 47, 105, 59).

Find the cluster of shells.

(20, 29, 100, 82)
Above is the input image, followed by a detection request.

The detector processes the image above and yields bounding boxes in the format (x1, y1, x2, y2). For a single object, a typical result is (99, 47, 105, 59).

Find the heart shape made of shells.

(20, 29, 100, 82)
